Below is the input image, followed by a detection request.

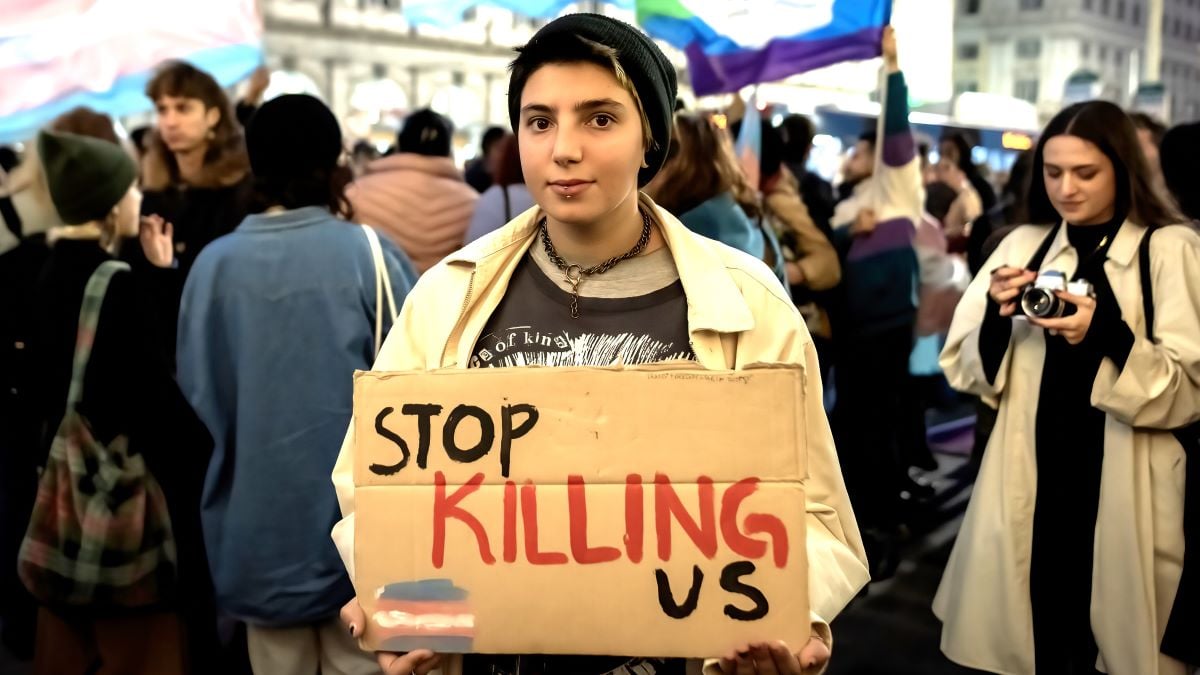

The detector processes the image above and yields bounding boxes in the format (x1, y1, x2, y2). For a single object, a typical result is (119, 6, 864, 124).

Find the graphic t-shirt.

(470, 241, 695, 369)
(465, 237, 693, 675)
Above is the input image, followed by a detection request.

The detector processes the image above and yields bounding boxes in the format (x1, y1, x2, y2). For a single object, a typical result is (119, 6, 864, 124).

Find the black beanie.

(247, 94, 342, 179)
(397, 109, 453, 158)
(507, 13, 678, 187)
(38, 130, 136, 225)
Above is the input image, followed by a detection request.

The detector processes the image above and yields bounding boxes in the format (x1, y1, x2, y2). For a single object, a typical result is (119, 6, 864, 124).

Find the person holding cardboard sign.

(332, 13, 869, 675)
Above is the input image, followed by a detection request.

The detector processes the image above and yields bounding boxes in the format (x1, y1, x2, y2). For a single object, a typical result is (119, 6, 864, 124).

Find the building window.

(1019, 0, 1043, 8)
(1101, 0, 1110, 13)
(955, 81, 980, 96)
(1099, 44, 1108, 61)
(963, 0, 982, 14)
(1117, 0, 1126, 19)
(1114, 48, 1124, 67)
(1084, 0, 1093, 8)
(958, 43, 981, 60)
(1133, 2, 1141, 23)
(1017, 38, 1042, 58)
(1014, 79, 1040, 102)
(1081, 41, 1091, 58)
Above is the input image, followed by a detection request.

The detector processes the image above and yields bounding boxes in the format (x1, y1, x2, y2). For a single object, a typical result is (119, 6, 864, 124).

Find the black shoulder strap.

(1025, 222, 1062, 273)
(502, 185, 511, 222)
(1139, 226, 1157, 342)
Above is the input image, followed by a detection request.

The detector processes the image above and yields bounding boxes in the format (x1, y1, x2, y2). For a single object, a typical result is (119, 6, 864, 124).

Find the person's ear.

(205, 107, 221, 138)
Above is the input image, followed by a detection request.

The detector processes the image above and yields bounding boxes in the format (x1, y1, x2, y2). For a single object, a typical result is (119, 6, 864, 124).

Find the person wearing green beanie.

(334, 12, 867, 675)
(38, 130, 139, 234)
(27, 129, 216, 674)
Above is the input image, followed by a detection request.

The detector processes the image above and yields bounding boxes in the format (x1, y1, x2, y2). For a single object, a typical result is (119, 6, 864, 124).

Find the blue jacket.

(679, 192, 788, 289)
(177, 206, 416, 625)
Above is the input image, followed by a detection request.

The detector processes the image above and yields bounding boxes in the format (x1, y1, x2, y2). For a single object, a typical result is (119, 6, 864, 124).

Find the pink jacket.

(347, 154, 478, 273)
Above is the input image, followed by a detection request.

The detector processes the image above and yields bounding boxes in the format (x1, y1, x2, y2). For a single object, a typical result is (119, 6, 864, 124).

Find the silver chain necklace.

(538, 209, 653, 318)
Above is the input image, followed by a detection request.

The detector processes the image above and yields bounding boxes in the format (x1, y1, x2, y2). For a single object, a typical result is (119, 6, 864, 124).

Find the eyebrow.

(520, 98, 627, 116)
(1044, 163, 1100, 171)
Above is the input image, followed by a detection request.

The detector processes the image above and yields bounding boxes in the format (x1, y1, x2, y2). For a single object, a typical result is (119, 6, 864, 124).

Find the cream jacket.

(934, 221, 1200, 675)
(331, 193, 869, 674)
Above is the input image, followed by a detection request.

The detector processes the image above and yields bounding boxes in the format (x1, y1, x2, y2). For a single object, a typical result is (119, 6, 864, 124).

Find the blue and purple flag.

(636, 0, 893, 96)
(0, 0, 263, 144)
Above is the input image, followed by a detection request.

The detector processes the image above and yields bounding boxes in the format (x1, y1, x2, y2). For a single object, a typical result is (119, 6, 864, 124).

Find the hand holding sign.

(719, 639, 829, 675)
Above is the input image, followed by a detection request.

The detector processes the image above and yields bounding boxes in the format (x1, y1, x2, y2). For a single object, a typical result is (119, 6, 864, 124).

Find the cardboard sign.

(352, 364, 809, 658)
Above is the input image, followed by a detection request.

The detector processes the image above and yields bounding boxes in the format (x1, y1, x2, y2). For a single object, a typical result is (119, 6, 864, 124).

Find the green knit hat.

(38, 130, 137, 225)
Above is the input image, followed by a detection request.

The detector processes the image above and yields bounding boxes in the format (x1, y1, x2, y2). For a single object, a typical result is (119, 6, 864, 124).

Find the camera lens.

(1023, 289, 1059, 318)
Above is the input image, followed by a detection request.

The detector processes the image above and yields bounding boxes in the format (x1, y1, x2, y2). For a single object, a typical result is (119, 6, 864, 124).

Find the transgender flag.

(636, 0, 892, 96)
(0, 0, 263, 144)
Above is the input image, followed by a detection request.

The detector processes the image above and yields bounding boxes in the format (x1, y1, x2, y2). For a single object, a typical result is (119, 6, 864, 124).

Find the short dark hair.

(858, 131, 878, 149)
(397, 109, 453, 158)
(1128, 111, 1167, 146)
(1027, 101, 1180, 228)
(780, 114, 817, 163)
(480, 126, 506, 155)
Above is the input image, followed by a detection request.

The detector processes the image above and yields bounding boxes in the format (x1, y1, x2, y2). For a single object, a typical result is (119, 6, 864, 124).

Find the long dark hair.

(1027, 101, 1180, 228)
(942, 132, 998, 212)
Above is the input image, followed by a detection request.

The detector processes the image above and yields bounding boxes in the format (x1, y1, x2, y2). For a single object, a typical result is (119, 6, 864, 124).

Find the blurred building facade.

(952, 0, 1200, 123)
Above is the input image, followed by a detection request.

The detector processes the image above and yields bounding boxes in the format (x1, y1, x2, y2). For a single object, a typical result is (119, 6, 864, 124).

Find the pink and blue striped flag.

(636, 0, 892, 96)
(0, 0, 263, 144)
(402, 0, 634, 27)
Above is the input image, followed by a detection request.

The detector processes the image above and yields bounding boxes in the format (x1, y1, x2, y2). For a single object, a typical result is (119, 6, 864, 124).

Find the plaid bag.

(17, 260, 177, 609)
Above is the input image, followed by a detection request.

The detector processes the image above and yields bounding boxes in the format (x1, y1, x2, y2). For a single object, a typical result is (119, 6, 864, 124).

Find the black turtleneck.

(1069, 215, 1135, 369)
(987, 212, 1130, 673)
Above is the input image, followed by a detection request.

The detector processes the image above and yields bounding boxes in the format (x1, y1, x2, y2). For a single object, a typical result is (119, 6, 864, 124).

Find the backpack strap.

(67, 260, 131, 407)
(1024, 221, 1062, 273)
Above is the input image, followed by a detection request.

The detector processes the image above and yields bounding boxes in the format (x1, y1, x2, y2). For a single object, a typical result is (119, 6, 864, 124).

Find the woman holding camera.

(934, 100, 1200, 675)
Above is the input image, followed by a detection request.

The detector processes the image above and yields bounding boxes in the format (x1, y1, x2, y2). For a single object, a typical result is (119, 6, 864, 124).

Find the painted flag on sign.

(0, 0, 262, 144)
(402, 0, 634, 28)
(636, 0, 892, 95)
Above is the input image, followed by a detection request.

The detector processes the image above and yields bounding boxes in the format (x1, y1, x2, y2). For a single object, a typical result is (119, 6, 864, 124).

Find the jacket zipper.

(440, 268, 476, 366)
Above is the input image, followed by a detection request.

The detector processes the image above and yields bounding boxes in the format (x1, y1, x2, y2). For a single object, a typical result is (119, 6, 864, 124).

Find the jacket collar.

(445, 192, 756, 334)
(1044, 218, 1145, 268)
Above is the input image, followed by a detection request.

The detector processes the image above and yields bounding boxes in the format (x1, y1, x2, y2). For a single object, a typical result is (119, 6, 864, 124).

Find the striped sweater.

(831, 71, 923, 336)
